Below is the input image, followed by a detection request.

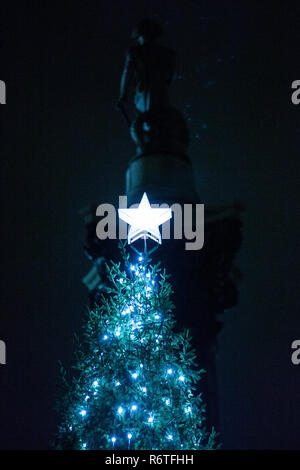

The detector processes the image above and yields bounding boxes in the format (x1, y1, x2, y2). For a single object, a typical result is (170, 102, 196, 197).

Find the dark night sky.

(1, 0, 300, 449)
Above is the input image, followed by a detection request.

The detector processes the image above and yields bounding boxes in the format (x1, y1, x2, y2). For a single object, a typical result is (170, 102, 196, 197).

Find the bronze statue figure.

(118, 18, 189, 157)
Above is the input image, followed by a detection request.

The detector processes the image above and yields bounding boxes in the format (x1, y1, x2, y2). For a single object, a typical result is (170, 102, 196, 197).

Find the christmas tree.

(56, 194, 218, 450)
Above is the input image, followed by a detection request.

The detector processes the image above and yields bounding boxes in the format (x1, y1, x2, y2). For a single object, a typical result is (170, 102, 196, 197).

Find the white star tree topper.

(118, 193, 172, 245)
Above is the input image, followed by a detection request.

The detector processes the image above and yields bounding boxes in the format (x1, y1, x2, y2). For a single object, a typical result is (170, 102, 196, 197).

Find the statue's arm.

(119, 50, 135, 103)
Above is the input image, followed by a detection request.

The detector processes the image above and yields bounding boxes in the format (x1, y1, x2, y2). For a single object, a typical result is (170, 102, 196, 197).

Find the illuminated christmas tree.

(56, 194, 218, 450)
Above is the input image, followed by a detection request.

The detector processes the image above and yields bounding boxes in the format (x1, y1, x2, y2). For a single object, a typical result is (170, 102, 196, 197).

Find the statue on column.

(118, 18, 189, 156)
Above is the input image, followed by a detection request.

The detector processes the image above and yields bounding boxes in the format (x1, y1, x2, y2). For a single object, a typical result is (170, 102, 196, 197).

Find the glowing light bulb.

(132, 372, 138, 379)
(85, 395, 90, 401)
(116, 381, 121, 387)
(165, 399, 170, 405)
(128, 433, 132, 440)
(82, 443, 87, 449)
(138, 256, 143, 261)
(140, 363, 143, 368)
(167, 368, 173, 375)
(79, 410, 87, 417)
(146, 273, 151, 278)
(69, 426, 72, 431)
(115, 329, 121, 337)
(92, 380, 99, 387)
(117, 407, 124, 415)
(185, 406, 192, 413)
(103, 335, 108, 340)
(111, 437, 116, 443)
(131, 405, 137, 411)
(142, 387, 147, 393)
(179, 375, 185, 382)
(130, 265, 135, 271)
(167, 434, 173, 440)
(148, 416, 154, 423)
(154, 314, 160, 320)
(119, 278, 124, 283)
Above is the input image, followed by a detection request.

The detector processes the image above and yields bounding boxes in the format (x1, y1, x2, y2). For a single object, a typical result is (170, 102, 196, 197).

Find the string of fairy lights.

(67, 255, 198, 450)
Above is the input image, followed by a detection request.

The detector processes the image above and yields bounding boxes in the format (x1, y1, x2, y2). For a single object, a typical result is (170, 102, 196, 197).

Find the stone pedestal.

(126, 153, 199, 205)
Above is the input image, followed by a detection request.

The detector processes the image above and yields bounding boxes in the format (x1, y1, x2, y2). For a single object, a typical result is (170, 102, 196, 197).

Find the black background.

(1, 0, 300, 449)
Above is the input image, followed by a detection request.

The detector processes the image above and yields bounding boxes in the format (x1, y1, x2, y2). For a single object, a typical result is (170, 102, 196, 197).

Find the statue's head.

(132, 18, 163, 44)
